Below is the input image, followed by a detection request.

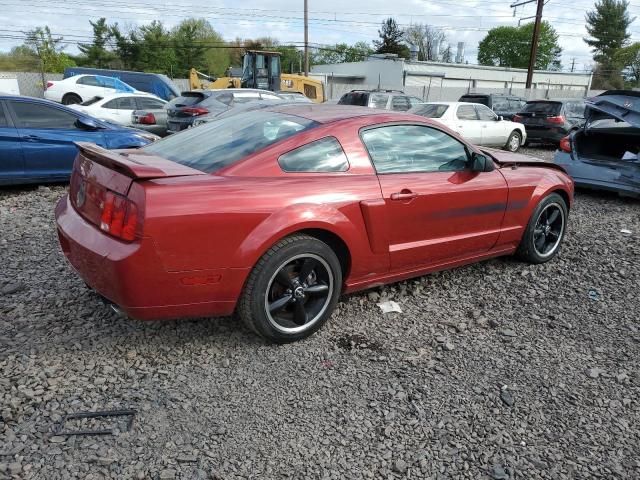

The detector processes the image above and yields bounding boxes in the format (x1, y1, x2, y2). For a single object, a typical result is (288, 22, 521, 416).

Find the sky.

(1, 0, 639, 72)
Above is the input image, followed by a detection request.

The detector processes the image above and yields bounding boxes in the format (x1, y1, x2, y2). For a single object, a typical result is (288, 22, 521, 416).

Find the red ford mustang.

(56, 105, 573, 342)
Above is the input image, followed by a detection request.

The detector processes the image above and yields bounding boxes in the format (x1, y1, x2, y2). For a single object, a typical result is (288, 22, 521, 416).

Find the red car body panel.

(55, 106, 574, 321)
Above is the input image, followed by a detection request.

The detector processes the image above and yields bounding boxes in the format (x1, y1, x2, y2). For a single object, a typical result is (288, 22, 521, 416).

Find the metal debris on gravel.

(1, 148, 639, 479)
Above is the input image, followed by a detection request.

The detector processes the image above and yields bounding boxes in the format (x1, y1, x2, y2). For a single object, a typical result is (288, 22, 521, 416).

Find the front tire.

(516, 193, 568, 264)
(238, 235, 342, 343)
(505, 131, 522, 152)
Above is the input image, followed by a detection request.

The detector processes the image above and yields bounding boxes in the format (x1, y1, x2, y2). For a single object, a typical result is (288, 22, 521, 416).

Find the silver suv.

(337, 89, 423, 111)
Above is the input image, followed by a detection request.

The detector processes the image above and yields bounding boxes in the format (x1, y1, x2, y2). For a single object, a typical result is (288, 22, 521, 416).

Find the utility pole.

(511, 0, 544, 89)
(570, 58, 576, 72)
(304, 0, 309, 76)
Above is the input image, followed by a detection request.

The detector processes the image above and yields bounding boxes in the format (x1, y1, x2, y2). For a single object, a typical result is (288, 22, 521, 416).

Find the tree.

(313, 42, 373, 65)
(585, 0, 634, 88)
(374, 18, 410, 58)
(171, 19, 228, 77)
(110, 23, 142, 71)
(404, 24, 446, 61)
(78, 18, 114, 68)
(478, 21, 561, 70)
(614, 42, 640, 85)
(24, 26, 75, 73)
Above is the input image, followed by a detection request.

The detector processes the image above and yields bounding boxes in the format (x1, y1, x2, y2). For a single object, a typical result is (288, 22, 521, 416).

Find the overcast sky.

(2, 0, 639, 72)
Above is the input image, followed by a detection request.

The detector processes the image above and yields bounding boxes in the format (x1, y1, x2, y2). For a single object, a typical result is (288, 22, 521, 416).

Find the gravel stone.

(1, 150, 639, 480)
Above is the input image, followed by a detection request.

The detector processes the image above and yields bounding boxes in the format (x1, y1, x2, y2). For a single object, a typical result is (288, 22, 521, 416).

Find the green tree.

(0, 46, 39, 71)
(478, 21, 561, 70)
(78, 18, 114, 67)
(25, 26, 76, 73)
(313, 42, 373, 65)
(138, 21, 175, 74)
(585, 0, 634, 89)
(374, 18, 410, 58)
(614, 42, 640, 85)
(171, 18, 222, 77)
(110, 24, 142, 71)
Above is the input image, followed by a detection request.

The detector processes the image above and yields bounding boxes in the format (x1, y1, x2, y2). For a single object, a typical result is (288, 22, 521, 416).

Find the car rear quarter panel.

(496, 166, 574, 248)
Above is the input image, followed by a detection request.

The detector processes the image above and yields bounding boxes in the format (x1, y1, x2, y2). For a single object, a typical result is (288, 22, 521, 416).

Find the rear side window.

(391, 95, 411, 111)
(492, 99, 509, 111)
(143, 110, 318, 173)
(412, 104, 449, 118)
(278, 137, 348, 173)
(457, 105, 478, 120)
(369, 93, 389, 109)
(522, 102, 562, 115)
(9, 101, 78, 129)
(338, 92, 367, 106)
(136, 97, 166, 109)
(103, 97, 137, 109)
(77, 76, 99, 86)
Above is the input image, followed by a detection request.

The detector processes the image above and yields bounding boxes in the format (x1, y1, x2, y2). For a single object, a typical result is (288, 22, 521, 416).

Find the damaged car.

(554, 91, 639, 198)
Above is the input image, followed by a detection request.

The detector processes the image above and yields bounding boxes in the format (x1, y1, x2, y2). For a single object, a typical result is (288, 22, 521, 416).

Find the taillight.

(513, 114, 523, 123)
(182, 106, 209, 116)
(46, 81, 54, 90)
(100, 191, 139, 241)
(559, 135, 572, 153)
(137, 113, 156, 125)
(547, 115, 565, 125)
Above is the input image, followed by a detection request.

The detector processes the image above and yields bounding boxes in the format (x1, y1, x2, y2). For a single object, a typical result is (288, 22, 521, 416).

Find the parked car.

(410, 102, 527, 152)
(459, 93, 527, 120)
(70, 93, 167, 127)
(554, 90, 639, 197)
(132, 105, 169, 137)
(64, 67, 180, 101)
(166, 89, 283, 133)
(44, 75, 136, 105)
(274, 91, 313, 103)
(337, 89, 423, 111)
(55, 104, 573, 343)
(513, 99, 586, 145)
(0, 95, 158, 186)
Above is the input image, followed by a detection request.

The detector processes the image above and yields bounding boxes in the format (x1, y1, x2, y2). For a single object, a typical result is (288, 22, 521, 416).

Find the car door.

(75, 76, 105, 101)
(475, 104, 505, 145)
(454, 104, 483, 144)
(7, 100, 106, 180)
(101, 96, 137, 125)
(0, 101, 25, 183)
(360, 124, 509, 270)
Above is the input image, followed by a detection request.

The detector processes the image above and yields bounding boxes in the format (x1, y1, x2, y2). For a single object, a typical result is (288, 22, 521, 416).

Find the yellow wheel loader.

(189, 50, 324, 103)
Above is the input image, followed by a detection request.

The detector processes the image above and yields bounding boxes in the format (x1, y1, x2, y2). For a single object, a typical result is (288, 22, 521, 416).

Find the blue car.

(554, 91, 639, 198)
(0, 96, 158, 186)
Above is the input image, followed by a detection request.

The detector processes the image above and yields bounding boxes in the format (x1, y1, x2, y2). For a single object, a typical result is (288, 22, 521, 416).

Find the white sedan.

(70, 93, 167, 127)
(44, 74, 137, 105)
(409, 102, 527, 152)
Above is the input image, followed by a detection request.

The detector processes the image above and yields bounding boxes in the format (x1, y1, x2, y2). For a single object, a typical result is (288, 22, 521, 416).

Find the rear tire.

(504, 131, 522, 152)
(62, 93, 82, 105)
(238, 235, 342, 343)
(516, 193, 568, 264)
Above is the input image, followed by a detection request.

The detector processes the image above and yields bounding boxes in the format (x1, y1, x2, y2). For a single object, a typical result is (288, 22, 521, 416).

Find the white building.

(311, 55, 594, 101)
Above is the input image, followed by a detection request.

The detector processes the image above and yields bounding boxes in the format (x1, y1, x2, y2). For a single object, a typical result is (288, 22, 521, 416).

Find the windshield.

(80, 96, 103, 106)
(522, 102, 562, 115)
(412, 104, 449, 118)
(338, 92, 368, 106)
(143, 110, 318, 173)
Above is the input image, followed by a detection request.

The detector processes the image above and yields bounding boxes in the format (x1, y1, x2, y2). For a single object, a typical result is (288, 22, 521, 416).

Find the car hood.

(481, 147, 567, 173)
(585, 90, 640, 128)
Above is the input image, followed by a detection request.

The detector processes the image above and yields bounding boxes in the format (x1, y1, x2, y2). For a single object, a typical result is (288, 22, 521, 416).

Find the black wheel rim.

(533, 202, 565, 257)
(265, 253, 334, 334)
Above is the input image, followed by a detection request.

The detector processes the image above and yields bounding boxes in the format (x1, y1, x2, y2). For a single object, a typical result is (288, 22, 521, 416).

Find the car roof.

(423, 101, 483, 107)
(264, 104, 418, 124)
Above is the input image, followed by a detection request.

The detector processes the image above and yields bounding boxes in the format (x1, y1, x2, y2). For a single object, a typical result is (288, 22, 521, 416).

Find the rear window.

(460, 95, 489, 107)
(338, 92, 368, 106)
(169, 93, 205, 107)
(522, 102, 562, 115)
(143, 110, 318, 173)
(412, 104, 449, 118)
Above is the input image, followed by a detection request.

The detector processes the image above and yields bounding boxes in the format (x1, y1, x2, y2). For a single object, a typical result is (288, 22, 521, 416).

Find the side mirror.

(495, 115, 503, 121)
(75, 117, 100, 130)
(470, 152, 494, 172)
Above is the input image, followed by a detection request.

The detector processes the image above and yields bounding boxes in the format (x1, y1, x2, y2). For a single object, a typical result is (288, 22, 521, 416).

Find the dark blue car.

(554, 91, 639, 198)
(0, 96, 157, 186)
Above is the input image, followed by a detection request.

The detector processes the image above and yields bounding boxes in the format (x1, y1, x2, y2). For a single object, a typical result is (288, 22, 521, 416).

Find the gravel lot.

(1, 147, 639, 479)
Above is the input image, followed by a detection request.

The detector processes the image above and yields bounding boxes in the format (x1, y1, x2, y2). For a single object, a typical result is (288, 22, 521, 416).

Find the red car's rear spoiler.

(75, 142, 205, 180)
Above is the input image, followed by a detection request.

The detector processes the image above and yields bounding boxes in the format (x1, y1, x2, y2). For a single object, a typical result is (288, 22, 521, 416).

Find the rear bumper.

(523, 126, 567, 143)
(55, 195, 247, 320)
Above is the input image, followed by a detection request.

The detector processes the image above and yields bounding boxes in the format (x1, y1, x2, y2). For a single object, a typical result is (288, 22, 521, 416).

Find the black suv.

(459, 93, 527, 120)
(338, 89, 423, 111)
(514, 99, 586, 145)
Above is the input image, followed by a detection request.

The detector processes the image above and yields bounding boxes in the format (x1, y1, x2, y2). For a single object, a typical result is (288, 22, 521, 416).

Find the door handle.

(390, 190, 418, 201)
(23, 135, 41, 142)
